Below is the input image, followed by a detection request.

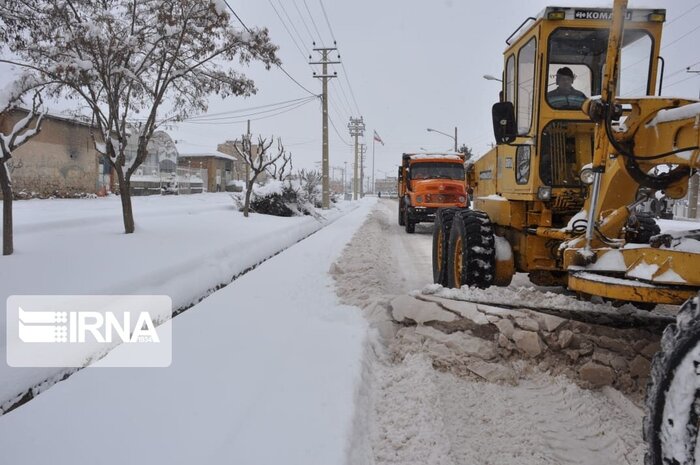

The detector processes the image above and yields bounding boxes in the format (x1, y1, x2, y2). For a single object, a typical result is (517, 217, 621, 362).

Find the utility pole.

(347, 116, 365, 200)
(310, 42, 340, 209)
(360, 143, 367, 197)
(343, 161, 348, 198)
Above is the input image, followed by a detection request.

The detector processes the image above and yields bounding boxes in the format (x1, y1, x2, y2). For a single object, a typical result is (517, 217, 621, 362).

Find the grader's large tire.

(644, 294, 700, 465)
(432, 208, 458, 286)
(626, 212, 660, 244)
(446, 210, 496, 289)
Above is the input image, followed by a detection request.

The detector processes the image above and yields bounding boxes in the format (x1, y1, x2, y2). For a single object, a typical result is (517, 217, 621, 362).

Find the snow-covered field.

(0, 193, 356, 409)
(0, 196, 376, 464)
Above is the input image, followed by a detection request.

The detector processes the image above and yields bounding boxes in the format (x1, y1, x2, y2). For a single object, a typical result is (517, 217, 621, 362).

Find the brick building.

(0, 109, 103, 197)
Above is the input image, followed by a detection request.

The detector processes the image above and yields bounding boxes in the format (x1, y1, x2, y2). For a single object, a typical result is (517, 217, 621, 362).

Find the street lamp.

(426, 127, 458, 152)
(483, 74, 503, 82)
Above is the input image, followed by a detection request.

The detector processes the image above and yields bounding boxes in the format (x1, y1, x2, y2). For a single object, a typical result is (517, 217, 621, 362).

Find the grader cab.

(433, 1, 700, 308)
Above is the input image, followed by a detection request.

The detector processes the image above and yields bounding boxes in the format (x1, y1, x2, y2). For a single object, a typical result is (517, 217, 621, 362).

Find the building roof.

(178, 150, 237, 162)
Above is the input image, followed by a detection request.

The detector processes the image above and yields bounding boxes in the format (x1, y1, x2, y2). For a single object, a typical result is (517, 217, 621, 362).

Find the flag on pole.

(373, 130, 384, 146)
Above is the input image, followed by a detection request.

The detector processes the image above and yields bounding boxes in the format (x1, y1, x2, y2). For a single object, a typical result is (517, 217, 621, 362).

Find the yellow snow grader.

(430, 1, 700, 462)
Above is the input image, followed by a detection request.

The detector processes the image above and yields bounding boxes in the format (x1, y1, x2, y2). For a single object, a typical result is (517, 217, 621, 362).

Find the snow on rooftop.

(178, 150, 236, 162)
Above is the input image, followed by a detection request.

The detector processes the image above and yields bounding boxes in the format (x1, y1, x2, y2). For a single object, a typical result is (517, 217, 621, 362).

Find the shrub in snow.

(232, 172, 325, 218)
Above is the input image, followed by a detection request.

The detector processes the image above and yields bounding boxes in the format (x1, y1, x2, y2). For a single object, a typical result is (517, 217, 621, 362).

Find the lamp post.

(426, 127, 458, 152)
(483, 74, 503, 83)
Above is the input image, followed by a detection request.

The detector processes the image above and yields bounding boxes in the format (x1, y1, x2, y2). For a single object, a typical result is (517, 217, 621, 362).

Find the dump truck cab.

(398, 153, 468, 233)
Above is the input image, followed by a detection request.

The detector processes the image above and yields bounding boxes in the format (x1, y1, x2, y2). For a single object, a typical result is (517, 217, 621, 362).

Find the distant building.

(0, 108, 103, 198)
(375, 176, 398, 195)
(217, 139, 267, 184)
(177, 149, 235, 193)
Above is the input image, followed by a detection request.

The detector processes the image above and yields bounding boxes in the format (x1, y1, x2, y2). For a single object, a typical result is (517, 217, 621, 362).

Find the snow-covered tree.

(0, 0, 279, 233)
(0, 81, 45, 255)
(233, 135, 287, 217)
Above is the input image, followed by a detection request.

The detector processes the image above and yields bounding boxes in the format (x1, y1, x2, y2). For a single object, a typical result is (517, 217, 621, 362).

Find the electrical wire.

(318, 0, 362, 116)
(178, 98, 317, 125)
(181, 96, 318, 120)
(180, 96, 319, 123)
(302, 0, 326, 45)
(222, 0, 317, 97)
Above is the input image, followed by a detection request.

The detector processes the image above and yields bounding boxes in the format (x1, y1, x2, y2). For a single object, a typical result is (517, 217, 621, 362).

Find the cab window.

(410, 163, 464, 180)
(505, 55, 515, 104)
(517, 38, 536, 135)
(547, 28, 654, 109)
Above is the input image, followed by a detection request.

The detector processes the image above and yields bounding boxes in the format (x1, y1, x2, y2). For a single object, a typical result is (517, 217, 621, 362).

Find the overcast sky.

(3, 0, 700, 182)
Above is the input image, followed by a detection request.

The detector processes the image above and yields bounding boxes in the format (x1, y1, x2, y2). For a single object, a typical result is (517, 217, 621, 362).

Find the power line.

(318, 0, 337, 43)
(267, 0, 309, 61)
(666, 3, 700, 26)
(317, 0, 362, 115)
(181, 96, 318, 122)
(276, 0, 311, 57)
(328, 114, 352, 146)
(179, 98, 317, 125)
(292, 0, 316, 44)
(303, 0, 326, 45)
(662, 72, 700, 91)
(223, 0, 316, 97)
(182, 96, 317, 120)
(662, 23, 700, 50)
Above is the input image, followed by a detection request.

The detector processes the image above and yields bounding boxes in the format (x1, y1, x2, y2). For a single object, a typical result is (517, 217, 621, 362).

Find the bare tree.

(0, 88, 45, 255)
(267, 151, 293, 181)
(1, 0, 278, 233)
(234, 136, 286, 217)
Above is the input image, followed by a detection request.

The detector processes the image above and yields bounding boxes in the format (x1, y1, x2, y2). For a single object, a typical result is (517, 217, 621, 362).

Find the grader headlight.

(648, 11, 666, 22)
(547, 10, 566, 20)
(537, 186, 552, 201)
(579, 167, 595, 185)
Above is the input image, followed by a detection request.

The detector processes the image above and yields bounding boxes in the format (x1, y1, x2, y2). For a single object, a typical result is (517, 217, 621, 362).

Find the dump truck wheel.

(446, 210, 496, 289)
(432, 208, 458, 286)
(626, 212, 660, 244)
(398, 200, 405, 226)
(404, 207, 415, 233)
(644, 293, 700, 465)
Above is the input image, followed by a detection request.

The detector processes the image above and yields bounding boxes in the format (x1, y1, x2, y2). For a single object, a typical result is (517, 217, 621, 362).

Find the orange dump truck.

(397, 152, 469, 233)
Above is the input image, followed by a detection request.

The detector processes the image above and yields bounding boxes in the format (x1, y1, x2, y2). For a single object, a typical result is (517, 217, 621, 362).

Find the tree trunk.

(118, 173, 135, 233)
(243, 180, 254, 217)
(0, 162, 13, 255)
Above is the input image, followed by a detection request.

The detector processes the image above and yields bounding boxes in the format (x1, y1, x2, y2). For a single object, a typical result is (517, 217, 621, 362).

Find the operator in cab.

(547, 67, 587, 110)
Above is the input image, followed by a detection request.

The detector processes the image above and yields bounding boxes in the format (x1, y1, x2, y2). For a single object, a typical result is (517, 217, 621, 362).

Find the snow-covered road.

(334, 199, 647, 465)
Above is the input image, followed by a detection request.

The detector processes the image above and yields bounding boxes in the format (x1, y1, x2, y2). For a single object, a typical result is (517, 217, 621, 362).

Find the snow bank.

(0, 193, 356, 408)
(0, 198, 377, 465)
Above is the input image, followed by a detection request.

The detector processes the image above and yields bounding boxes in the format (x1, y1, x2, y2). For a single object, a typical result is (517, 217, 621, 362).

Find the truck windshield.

(547, 28, 653, 109)
(410, 163, 464, 180)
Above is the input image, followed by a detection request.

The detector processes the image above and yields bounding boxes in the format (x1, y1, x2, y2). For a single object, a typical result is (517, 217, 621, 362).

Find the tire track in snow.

(333, 199, 645, 465)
